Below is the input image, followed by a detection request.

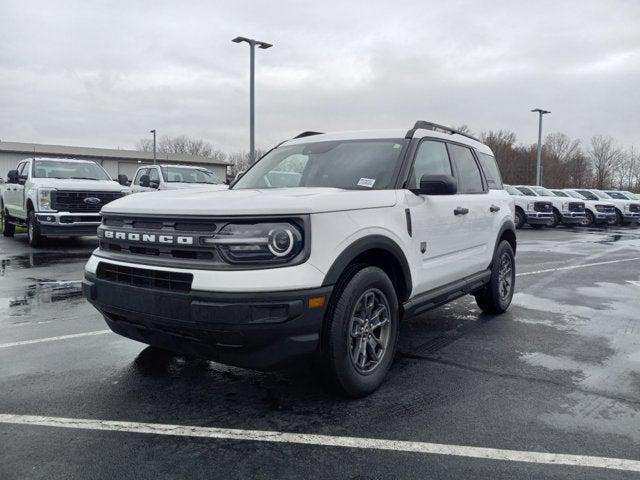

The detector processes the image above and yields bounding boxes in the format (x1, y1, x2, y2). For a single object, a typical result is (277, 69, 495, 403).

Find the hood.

(160, 183, 229, 191)
(102, 187, 398, 216)
(29, 178, 124, 191)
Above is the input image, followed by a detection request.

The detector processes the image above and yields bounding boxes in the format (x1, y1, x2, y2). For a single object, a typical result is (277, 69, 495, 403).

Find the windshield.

(593, 190, 612, 199)
(552, 190, 569, 197)
(515, 186, 537, 196)
(33, 159, 111, 180)
(161, 166, 222, 184)
(233, 139, 406, 190)
(605, 191, 630, 200)
(505, 185, 522, 196)
(565, 190, 586, 199)
(575, 190, 598, 201)
(532, 186, 555, 196)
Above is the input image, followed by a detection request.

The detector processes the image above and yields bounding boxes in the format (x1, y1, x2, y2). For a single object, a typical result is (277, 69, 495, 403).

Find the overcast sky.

(1, 0, 639, 153)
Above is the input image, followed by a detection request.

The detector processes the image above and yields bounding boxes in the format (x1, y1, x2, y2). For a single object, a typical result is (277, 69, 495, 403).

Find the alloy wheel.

(348, 289, 391, 374)
(498, 252, 514, 300)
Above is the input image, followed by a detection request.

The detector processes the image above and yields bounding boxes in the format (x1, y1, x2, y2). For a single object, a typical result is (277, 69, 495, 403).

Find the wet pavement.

(1, 226, 640, 479)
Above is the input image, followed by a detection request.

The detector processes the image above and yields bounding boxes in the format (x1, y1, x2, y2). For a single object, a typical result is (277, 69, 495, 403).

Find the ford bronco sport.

(83, 121, 517, 397)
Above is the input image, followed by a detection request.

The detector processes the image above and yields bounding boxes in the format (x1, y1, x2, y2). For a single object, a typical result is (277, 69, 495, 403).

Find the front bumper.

(622, 212, 640, 223)
(83, 271, 332, 370)
(561, 212, 587, 224)
(525, 212, 553, 224)
(593, 212, 616, 224)
(36, 212, 100, 236)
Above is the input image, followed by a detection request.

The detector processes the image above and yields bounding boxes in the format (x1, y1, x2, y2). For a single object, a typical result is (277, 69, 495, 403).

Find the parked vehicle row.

(0, 157, 227, 246)
(505, 184, 640, 229)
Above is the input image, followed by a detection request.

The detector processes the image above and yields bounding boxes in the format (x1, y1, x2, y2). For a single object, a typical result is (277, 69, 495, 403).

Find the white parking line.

(0, 330, 110, 349)
(516, 256, 640, 277)
(0, 414, 638, 473)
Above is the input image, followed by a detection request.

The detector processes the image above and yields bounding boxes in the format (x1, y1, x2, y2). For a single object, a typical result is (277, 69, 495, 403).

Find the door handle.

(490, 205, 500, 212)
(454, 207, 469, 215)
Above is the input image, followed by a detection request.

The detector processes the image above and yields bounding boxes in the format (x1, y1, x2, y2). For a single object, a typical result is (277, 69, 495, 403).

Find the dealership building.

(0, 141, 231, 182)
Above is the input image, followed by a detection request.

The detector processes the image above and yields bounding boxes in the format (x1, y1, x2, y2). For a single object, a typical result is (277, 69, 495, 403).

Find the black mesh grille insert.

(96, 262, 192, 292)
(630, 204, 640, 213)
(533, 202, 552, 212)
(52, 191, 124, 213)
(568, 202, 585, 212)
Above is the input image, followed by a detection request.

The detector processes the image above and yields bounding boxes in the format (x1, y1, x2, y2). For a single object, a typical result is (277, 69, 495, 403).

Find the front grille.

(595, 205, 615, 213)
(96, 262, 192, 292)
(52, 191, 124, 213)
(533, 201, 552, 213)
(630, 204, 640, 213)
(568, 202, 585, 212)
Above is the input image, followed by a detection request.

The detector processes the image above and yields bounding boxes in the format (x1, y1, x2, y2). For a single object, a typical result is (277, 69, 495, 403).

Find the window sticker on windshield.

(393, 144, 401, 149)
(357, 178, 376, 188)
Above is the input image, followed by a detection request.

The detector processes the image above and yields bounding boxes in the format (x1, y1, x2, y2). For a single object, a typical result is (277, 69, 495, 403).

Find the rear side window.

(410, 140, 452, 188)
(477, 152, 503, 189)
(449, 144, 485, 194)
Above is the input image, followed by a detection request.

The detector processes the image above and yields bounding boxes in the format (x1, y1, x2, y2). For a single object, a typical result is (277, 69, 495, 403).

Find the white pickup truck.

(1, 157, 130, 247)
(130, 164, 228, 193)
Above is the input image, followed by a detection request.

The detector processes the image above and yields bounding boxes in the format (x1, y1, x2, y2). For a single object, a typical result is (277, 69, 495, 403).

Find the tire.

(1, 205, 15, 237)
(474, 240, 515, 314)
(322, 266, 399, 398)
(584, 210, 595, 227)
(550, 208, 561, 228)
(514, 209, 525, 229)
(614, 210, 623, 226)
(27, 210, 44, 247)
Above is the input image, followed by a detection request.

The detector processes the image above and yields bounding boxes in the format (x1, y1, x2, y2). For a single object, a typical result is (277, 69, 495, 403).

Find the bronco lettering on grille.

(103, 230, 194, 245)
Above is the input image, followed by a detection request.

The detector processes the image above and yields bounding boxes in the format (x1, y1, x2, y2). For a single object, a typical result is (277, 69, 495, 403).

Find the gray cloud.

(1, 0, 639, 152)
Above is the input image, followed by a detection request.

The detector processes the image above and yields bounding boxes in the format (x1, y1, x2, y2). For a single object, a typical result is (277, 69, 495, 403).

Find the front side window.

(148, 167, 160, 183)
(409, 140, 452, 189)
(576, 190, 598, 201)
(33, 159, 111, 180)
(134, 168, 148, 185)
(233, 139, 406, 190)
(449, 144, 484, 194)
(593, 191, 611, 199)
(161, 167, 222, 184)
(516, 186, 537, 197)
(532, 186, 555, 196)
(477, 152, 503, 189)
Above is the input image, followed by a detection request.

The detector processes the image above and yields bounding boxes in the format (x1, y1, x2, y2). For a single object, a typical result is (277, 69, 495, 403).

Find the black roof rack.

(405, 121, 481, 143)
(293, 131, 324, 139)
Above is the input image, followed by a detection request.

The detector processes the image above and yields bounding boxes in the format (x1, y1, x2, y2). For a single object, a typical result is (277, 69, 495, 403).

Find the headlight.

(623, 204, 631, 212)
(201, 221, 304, 264)
(527, 202, 536, 211)
(562, 202, 570, 212)
(38, 188, 56, 211)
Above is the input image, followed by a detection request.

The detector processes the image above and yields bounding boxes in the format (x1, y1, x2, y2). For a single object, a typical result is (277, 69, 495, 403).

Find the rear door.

(407, 139, 481, 293)
(447, 143, 493, 274)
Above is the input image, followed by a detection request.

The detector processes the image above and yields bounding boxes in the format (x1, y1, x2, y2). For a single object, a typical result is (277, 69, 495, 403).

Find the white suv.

(83, 122, 517, 397)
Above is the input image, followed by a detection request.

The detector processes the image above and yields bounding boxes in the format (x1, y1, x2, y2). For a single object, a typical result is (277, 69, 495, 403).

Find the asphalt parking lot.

(1, 226, 640, 479)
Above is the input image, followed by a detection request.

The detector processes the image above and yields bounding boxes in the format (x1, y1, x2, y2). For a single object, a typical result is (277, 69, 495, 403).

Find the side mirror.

(416, 174, 458, 195)
(7, 170, 19, 184)
(117, 174, 129, 186)
(139, 174, 150, 187)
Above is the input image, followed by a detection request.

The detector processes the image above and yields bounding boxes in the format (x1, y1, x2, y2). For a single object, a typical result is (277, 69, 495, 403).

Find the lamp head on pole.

(232, 36, 273, 49)
(531, 108, 551, 115)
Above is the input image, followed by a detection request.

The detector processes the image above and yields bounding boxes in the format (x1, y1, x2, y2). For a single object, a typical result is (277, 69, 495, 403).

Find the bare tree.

(136, 135, 227, 162)
(588, 135, 624, 189)
(227, 149, 266, 178)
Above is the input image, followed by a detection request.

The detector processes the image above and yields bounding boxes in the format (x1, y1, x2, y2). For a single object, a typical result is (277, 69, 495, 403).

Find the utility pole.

(150, 129, 157, 165)
(232, 36, 273, 163)
(531, 109, 550, 186)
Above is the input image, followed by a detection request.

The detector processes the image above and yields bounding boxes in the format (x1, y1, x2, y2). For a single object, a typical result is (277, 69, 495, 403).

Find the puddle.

(595, 233, 640, 244)
(1, 279, 84, 323)
(0, 252, 91, 275)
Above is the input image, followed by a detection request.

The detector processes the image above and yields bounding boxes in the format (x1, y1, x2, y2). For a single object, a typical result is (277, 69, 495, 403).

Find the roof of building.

(0, 141, 231, 166)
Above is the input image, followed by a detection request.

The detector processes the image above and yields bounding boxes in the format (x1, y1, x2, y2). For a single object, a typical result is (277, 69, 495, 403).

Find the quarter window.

(449, 144, 484, 194)
(477, 152, 503, 189)
(410, 140, 452, 188)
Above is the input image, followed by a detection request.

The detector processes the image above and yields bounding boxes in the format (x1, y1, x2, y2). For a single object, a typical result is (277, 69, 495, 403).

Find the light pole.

(150, 129, 156, 165)
(232, 36, 272, 163)
(531, 108, 550, 186)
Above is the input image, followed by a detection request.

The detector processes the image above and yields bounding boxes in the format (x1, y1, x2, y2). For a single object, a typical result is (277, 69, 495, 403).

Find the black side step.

(402, 269, 491, 318)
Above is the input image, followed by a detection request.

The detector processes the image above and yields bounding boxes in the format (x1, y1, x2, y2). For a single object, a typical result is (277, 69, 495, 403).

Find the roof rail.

(405, 121, 481, 143)
(293, 131, 324, 139)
